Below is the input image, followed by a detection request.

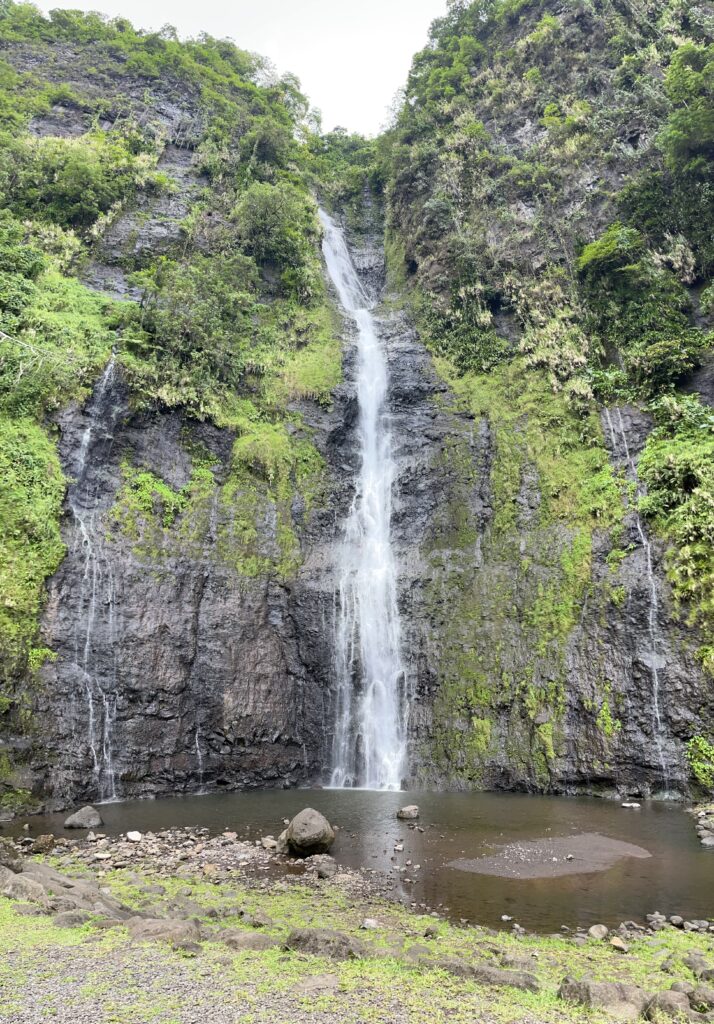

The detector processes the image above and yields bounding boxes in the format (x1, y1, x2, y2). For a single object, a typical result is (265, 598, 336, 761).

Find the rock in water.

(64, 806, 103, 829)
(285, 809, 335, 856)
(397, 805, 420, 820)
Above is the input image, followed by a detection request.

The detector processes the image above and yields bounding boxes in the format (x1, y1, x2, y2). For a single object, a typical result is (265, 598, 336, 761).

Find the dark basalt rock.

(283, 928, 366, 960)
(4, 153, 709, 805)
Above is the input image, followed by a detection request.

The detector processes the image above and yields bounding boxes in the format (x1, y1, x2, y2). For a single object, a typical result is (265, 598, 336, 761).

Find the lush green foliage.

(0, 417, 64, 707)
(0, 130, 162, 229)
(379, 0, 714, 778)
(639, 395, 714, 673)
(0, 2, 343, 777)
(578, 225, 711, 397)
(686, 735, 714, 791)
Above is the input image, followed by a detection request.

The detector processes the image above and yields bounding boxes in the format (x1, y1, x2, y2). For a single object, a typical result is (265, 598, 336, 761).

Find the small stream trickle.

(194, 726, 205, 794)
(67, 356, 123, 800)
(604, 408, 668, 784)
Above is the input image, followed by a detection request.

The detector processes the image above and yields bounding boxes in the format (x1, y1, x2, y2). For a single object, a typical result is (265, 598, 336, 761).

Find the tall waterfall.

(68, 355, 123, 801)
(319, 209, 408, 791)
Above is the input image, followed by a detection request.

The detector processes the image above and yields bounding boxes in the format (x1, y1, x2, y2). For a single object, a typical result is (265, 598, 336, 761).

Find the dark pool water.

(6, 790, 713, 932)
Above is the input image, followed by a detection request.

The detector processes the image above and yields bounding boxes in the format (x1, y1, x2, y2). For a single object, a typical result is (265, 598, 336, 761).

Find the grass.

(2, 857, 711, 1023)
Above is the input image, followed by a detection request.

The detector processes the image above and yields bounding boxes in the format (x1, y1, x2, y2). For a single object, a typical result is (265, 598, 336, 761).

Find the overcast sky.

(36, 0, 447, 135)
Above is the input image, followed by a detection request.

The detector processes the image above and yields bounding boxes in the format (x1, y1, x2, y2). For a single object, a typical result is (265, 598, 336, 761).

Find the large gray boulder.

(558, 977, 650, 1021)
(283, 928, 365, 960)
(64, 806, 103, 829)
(645, 990, 698, 1020)
(0, 838, 23, 872)
(2, 874, 47, 904)
(126, 916, 201, 948)
(222, 930, 278, 952)
(397, 805, 419, 820)
(437, 959, 539, 992)
(285, 808, 335, 856)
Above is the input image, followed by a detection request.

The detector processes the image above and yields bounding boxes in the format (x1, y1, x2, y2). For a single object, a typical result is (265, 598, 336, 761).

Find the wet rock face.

(29, 359, 351, 808)
(18, 188, 711, 805)
(344, 208, 709, 799)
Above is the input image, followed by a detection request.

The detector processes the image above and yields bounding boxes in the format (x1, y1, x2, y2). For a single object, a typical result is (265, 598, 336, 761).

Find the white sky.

(36, 0, 448, 135)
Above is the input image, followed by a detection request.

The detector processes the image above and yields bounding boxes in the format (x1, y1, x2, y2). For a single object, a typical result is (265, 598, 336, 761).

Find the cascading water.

(319, 209, 408, 791)
(604, 408, 668, 784)
(68, 356, 123, 801)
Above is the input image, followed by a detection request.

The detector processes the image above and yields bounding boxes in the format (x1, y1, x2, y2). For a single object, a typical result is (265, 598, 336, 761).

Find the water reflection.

(8, 789, 712, 931)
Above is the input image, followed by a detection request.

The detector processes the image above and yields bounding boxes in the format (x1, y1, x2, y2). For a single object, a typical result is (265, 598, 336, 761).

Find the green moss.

(596, 683, 622, 739)
(638, 395, 714, 673)
(424, 355, 624, 787)
(686, 736, 714, 792)
(0, 417, 65, 729)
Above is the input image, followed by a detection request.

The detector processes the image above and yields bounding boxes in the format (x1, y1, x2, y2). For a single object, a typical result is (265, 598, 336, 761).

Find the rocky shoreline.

(2, 809, 714, 1022)
(693, 803, 714, 848)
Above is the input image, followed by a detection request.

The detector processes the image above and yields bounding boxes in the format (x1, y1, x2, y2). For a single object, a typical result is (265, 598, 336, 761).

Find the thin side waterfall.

(319, 209, 408, 791)
(68, 356, 123, 801)
(604, 408, 668, 784)
(194, 726, 205, 793)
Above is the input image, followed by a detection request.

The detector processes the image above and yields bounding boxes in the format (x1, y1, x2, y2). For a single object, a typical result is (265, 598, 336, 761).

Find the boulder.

(558, 977, 650, 1021)
(2, 874, 47, 904)
(683, 953, 711, 978)
(283, 928, 366, 960)
(690, 985, 714, 1012)
(397, 805, 420, 820)
(31, 835, 55, 855)
(0, 838, 23, 873)
(64, 806, 103, 829)
(285, 809, 335, 856)
(645, 990, 697, 1020)
(126, 916, 201, 949)
(126, 831, 142, 843)
(438, 959, 540, 992)
(588, 924, 609, 940)
(309, 854, 337, 879)
(222, 930, 278, 952)
(248, 909, 273, 929)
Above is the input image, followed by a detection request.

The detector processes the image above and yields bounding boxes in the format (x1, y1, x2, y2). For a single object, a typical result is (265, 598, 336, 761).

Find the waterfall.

(68, 356, 123, 801)
(194, 726, 204, 793)
(604, 408, 668, 783)
(319, 209, 408, 791)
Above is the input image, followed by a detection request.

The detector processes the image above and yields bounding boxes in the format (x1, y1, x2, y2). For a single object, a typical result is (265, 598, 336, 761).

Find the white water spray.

(319, 209, 408, 791)
(604, 408, 668, 783)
